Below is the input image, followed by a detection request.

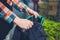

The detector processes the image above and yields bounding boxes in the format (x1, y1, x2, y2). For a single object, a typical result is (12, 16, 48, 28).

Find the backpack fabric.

(12, 17, 46, 40)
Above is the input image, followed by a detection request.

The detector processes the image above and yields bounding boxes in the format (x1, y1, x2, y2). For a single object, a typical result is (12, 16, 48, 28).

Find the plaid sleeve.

(12, 0, 27, 12)
(0, 8, 5, 18)
(0, 2, 15, 23)
(6, 0, 27, 12)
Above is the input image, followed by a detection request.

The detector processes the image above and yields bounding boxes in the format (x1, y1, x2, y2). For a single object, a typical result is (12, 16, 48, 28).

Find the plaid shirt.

(0, 0, 27, 23)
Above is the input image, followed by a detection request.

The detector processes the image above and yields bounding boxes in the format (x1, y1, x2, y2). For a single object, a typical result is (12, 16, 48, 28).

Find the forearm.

(12, 0, 29, 12)
(6, 0, 34, 14)
(0, 2, 21, 24)
(26, 7, 35, 15)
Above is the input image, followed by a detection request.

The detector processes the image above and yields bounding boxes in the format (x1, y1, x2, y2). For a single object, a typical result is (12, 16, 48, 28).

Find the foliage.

(42, 18, 60, 40)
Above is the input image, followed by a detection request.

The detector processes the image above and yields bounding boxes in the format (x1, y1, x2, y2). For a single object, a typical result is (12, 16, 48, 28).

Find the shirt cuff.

(0, 12, 4, 18)
(6, 14, 15, 24)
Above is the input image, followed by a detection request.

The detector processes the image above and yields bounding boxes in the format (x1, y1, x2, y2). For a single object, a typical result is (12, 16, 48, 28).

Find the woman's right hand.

(14, 17, 33, 29)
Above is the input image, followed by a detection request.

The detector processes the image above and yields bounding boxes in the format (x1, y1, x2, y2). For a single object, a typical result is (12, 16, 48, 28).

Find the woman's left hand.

(26, 8, 39, 18)
(32, 11, 39, 18)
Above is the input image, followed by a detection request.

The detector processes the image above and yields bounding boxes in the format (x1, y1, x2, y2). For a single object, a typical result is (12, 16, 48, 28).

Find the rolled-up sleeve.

(0, 7, 5, 18)
(6, 0, 28, 13)
(12, 0, 27, 12)
(0, 2, 15, 23)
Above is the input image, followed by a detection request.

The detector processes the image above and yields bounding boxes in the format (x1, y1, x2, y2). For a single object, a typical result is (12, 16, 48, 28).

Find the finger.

(27, 25, 31, 29)
(27, 26, 30, 29)
(28, 22, 32, 28)
(29, 23, 32, 28)
(29, 21, 33, 26)
(26, 24, 32, 29)
(27, 23, 31, 29)
(29, 22, 33, 29)
(24, 25, 29, 29)
(35, 13, 39, 18)
(34, 14, 37, 18)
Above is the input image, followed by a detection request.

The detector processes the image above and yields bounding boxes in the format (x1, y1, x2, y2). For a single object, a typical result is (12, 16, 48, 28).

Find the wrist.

(13, 16, 21, 24)
(13, 16, 18, 23)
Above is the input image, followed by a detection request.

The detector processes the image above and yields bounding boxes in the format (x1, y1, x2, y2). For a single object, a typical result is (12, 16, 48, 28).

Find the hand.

(14, 17, 33, 29)
(32, 10, 39, 18)
(6, 0, 12, 6)
(27, 8, 39, 18)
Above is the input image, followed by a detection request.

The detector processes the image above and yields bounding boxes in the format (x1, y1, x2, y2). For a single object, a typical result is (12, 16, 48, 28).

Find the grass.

(42, 18, 60, 40)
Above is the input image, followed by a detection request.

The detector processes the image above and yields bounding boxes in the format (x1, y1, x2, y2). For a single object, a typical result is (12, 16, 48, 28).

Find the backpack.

(12, 15, 46, 40)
